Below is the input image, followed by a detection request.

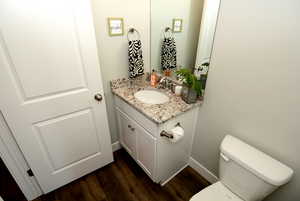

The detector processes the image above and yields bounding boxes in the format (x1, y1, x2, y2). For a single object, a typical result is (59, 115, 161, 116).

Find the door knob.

(94, 93, 103, 102)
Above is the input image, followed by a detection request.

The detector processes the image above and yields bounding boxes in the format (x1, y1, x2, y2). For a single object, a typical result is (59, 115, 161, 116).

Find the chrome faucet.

(159, 76, 167, 84)
(158, 76, 172, 90)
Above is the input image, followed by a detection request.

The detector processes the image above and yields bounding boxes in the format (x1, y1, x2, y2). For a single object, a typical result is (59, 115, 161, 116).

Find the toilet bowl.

(190, 135, 293, 201)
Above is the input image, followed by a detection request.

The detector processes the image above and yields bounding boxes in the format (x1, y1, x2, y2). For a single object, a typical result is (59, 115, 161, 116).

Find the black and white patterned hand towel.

(128, 40, 144, 78)
(161, 37, 177, 70)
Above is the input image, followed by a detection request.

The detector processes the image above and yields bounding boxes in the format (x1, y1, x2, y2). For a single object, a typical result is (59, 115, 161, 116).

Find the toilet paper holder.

(160, 122, 182, 139)
(160, 130, 174, 139)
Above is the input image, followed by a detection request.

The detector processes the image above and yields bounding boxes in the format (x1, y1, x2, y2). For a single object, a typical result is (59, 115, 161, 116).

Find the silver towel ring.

(127, 28, 141, 41)
(163, 27, 173, 38)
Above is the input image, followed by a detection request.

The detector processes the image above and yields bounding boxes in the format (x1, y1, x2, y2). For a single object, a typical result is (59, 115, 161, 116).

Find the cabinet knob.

(128, 125, 132, 128)
(131, 128, 135, 131)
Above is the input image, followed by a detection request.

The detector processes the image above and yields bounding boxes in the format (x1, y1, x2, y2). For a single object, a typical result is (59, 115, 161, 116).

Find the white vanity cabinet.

(114, 96, 198, 184)
(116, 108, 156, 178)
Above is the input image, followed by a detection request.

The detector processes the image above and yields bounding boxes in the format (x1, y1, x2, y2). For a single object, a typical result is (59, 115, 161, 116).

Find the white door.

(0, 0, 113, 193)
(195, 0, 220, 66)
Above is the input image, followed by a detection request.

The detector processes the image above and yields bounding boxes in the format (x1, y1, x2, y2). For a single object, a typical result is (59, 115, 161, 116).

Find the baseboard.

(160, 164, 188, 186)
(112, 141, 121, 152)
(189, 157, 219, 184)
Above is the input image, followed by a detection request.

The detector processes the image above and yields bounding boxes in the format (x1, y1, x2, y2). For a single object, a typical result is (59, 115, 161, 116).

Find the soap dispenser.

(150, 69, 157, 86)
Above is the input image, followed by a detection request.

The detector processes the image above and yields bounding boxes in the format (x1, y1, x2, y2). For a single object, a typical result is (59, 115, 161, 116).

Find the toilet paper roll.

(170, 125, 184, 143)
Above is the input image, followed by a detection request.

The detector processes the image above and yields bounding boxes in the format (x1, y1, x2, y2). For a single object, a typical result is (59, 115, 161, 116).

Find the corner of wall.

(189, 157, 219, 184)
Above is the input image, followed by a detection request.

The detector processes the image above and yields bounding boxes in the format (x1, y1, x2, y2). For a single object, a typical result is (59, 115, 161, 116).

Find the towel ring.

(163, 27, 173, 38)
(127, 28, 141, 41)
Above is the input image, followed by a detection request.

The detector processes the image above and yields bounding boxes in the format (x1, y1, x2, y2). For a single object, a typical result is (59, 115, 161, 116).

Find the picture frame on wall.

(107, 17, 124, 36)
(172, 19, 183, 33)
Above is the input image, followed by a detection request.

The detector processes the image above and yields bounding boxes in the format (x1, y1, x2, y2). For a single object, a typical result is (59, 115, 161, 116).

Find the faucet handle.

(158, 76, 166, 83)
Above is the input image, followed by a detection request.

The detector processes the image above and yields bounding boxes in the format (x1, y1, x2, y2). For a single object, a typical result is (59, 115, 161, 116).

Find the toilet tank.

(219, 135, 293, 201)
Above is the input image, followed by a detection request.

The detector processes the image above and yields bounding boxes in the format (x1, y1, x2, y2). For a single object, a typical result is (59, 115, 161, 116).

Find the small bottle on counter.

(150, 69, 157, 87)
(175, 85, 183, 96)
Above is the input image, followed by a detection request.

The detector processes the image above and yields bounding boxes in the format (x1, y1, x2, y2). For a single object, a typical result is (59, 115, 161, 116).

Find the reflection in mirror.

(151, 0, 220, 98)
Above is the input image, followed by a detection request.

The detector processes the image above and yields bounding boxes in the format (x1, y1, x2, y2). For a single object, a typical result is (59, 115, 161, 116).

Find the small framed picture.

(172, 19, 183, 33)
(107, 18, 124, 36)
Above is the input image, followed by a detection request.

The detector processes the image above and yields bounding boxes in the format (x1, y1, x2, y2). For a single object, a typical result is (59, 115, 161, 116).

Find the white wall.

(90, 0, 150, 142)
(151, 0, 203, 71)
(191, 0, 299, 201)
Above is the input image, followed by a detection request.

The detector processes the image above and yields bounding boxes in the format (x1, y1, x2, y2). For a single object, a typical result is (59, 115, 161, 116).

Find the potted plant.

(176, 69, 202, 104)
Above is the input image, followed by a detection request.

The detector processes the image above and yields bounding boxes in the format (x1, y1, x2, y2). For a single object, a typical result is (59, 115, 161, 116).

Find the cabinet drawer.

(114, 96, 158, 136)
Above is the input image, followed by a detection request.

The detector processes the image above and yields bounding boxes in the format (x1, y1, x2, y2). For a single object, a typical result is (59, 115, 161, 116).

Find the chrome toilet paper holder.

(160, 122, 182, 139)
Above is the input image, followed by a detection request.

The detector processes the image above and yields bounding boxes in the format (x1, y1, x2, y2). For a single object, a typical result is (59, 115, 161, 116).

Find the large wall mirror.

(150, 0, 221, 97)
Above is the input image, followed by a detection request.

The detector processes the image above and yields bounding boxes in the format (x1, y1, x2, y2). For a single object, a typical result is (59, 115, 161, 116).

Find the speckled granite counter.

(111, 75, 201, 124)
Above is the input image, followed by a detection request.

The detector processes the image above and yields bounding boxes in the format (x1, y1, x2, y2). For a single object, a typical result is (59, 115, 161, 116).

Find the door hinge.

(27, 169, 34, 177)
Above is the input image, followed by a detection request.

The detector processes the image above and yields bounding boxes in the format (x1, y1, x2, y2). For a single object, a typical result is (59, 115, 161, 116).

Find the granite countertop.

(110, 75, 202, 124)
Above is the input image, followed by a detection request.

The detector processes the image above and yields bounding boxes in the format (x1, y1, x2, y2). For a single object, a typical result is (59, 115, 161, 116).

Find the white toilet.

(191, 135, 293, 201)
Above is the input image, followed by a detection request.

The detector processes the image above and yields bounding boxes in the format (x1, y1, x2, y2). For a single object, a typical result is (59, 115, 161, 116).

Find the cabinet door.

(116, 108, 136, 158)
(135, 123, 156, 177)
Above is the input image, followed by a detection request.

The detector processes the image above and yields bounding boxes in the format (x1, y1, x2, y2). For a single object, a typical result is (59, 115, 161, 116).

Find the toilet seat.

(190, 182, 243, 201)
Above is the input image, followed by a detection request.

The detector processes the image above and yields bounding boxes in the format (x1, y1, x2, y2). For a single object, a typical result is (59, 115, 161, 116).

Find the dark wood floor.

(0, 157, 26, 201)
(35, 149, 210, 201)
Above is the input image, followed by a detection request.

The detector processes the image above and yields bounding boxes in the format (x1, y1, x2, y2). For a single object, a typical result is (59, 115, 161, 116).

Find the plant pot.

(200, 74, 207, 90)
(181, 85, 197, 104)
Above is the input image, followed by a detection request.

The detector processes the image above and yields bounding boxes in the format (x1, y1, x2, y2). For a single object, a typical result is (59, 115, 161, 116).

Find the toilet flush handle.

(220, 153, 230, 162)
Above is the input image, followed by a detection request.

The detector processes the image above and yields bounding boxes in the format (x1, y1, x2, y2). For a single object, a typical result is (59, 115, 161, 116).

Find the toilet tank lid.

(220, 135, 293, 186)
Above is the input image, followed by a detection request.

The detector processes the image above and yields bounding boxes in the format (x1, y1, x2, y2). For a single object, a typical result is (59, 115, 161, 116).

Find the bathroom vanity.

(111, 76, 201, 184)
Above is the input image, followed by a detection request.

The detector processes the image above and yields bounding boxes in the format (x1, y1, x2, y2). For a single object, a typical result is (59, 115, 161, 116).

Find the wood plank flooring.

(34, 149, 210, 201)
(0, 157, 26, 201)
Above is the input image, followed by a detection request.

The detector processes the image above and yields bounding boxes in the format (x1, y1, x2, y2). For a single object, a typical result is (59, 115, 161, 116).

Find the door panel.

(0, 0, 87, 99)
(0, 0, 113, 193)
(136, 124, 156, 177)
(116, 109, 136, 158)
(34, 109, 100, 171)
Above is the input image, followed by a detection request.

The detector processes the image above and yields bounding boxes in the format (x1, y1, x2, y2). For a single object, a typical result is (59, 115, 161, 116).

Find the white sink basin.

(134, 90, 169, 105)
